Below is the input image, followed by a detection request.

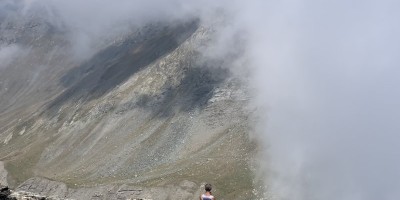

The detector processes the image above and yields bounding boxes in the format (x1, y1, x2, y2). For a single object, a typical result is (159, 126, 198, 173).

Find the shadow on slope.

(133, 65, 230, 118)
(47, 20, 199, 114)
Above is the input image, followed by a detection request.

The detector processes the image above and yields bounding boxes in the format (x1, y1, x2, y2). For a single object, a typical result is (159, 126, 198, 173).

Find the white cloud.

(0, 45, 22, 69)
(238, 1, 400, 199)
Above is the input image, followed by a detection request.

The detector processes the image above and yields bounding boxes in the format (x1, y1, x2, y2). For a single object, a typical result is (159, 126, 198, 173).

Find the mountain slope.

(0, 4, 260, 199)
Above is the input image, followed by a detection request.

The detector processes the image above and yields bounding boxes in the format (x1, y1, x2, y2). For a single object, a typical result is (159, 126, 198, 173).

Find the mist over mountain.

(0, 1, 259, 199)
(1, 1, 400, 200)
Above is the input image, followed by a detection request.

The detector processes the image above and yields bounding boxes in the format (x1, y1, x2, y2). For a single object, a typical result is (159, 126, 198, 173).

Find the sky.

(2, 0, 400, 199)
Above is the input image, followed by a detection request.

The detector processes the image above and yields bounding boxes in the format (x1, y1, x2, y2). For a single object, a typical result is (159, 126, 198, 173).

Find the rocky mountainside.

(0, 2, 260, 199)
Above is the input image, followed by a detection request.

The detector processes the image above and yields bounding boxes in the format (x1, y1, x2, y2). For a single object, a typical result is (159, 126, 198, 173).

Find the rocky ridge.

(0, 2, 261, 199)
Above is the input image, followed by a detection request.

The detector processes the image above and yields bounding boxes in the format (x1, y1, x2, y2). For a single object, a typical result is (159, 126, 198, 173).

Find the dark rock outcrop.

(0, 185, 14, 200)
(1, 184, 57, 200)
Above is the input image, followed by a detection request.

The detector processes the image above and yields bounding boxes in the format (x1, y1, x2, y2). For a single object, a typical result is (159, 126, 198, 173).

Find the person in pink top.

(200, 183, 215, 200)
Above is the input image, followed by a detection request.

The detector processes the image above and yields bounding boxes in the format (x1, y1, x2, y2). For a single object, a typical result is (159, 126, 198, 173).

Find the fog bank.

(240, 1, 400, 199)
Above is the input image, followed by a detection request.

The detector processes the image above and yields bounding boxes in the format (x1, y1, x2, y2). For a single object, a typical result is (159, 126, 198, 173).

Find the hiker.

(200, 183, 215, 200)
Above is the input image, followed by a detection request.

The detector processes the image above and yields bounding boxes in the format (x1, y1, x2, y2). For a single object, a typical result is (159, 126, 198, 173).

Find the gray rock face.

(0, 3, 259, 199)
(0, 162, 8, 186)
(9, 177, 201, 200)
(16, 178, 68, 198)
